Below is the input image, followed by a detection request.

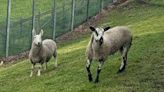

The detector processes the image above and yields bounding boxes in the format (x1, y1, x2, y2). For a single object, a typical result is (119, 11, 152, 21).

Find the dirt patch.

(0, 0, 131, 65)
(0, 51, 29, 65)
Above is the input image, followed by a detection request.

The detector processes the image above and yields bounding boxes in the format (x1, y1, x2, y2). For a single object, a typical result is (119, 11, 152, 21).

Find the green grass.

(0, 1, 164, 92)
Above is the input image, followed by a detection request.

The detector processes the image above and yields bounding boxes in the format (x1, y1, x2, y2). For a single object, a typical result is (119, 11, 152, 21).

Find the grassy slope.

(0, 1, 164, 92)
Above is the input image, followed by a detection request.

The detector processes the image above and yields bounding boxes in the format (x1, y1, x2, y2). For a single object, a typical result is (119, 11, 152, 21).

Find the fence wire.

(0, 0, 113, 57)
(0, 0, 7, 57)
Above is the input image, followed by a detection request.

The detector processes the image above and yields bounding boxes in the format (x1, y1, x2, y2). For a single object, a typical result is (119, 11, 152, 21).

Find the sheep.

(86, 26, 132, 83)
(29, 29, 57, 77)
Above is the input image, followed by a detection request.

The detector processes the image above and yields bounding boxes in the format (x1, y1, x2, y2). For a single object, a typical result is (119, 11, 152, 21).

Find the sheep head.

(89, 26, 110, 45)
(32, 29, 44, 47)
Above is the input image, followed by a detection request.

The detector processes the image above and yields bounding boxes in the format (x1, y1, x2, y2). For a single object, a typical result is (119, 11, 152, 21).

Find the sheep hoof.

(37, 70, 41, 76)
(88, 74, 93, 82)
(89, 78, 93, 82)
(30, 74, 33, 77)
(30, 72, 33, 77)
(94, 79, 99, 83)
(117, 69, 125, 73)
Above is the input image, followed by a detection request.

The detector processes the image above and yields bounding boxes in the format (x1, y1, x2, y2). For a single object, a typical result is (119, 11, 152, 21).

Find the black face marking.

(95, 31, 98, 36)
(90, 26, 95, 32)
(104, 26, 111, 32)
(90, 26, 99, 36)
(99, 37, 103, 46)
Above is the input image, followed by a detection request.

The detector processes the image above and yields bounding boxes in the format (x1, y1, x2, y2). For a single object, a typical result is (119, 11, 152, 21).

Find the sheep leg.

(118, 47, 128, 73)
(30, 64, 35, 77)
(45, 62, 48, 70)
(53, 54, 57, 67)
(54, 57, 58, 67)
(43, 58, 49, 70)
(86, 59, 93, 82)
(95, 59, 104, 83)
(37, 64, 42, 76)
(41, 63, 44, 70)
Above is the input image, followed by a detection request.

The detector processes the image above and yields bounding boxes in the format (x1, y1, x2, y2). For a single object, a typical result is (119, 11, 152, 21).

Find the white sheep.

(29, 29, 57, 77)
(86, 26, 132, 83)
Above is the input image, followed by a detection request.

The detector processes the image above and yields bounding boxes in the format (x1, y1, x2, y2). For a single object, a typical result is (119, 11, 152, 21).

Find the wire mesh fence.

(0, 0, 113, 57)
(0, 0, 7, 57)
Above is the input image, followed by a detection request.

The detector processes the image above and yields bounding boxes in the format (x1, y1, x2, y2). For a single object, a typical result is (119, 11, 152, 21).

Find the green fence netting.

(55, 0, 72, 37)
(0, 0, 113, 57)
(8, 0, 32, 56)
(0, 0, 7, 57)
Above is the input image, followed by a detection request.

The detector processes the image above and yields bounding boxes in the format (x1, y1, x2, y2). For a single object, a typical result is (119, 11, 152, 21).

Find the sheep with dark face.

(29, 29, 57, 77)
(86, 26, 132, 83)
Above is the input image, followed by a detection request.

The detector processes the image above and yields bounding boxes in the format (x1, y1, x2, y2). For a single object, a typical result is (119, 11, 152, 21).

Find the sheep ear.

(32, 28, 36, 36)
(104, 26, 111, 32)
(89, 26, 96, 32)
(40, 29, 44, 36)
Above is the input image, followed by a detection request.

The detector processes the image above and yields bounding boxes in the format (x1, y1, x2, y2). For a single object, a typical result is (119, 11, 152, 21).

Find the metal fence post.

(71, 0, 75, 31)
(32, 0, 35, 30)
(5, 0, 11, 57)
(100, 0, 103, 12)
(30, 0, 35, 47)
(52, 0, 56, 40)
(86, 0, 90, 20)
(63, 0, 66, 28)
(19, 17, 23, 35)
(37, 11, 41, 31)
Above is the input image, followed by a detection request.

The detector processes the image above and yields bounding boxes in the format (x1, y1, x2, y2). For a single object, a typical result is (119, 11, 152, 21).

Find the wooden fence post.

(5, 0, 11, 57)
(100, 0, 103, 12)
